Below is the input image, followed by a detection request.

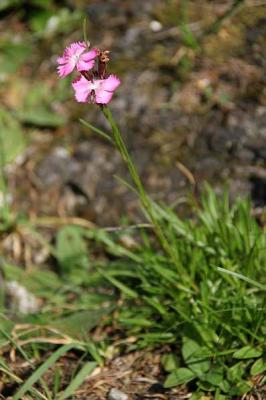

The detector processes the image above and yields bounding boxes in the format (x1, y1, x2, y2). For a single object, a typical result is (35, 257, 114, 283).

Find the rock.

(36, 147, 79, 187)
(108, 388, 128, 400)
(6, 281, 40, 315)
(150, 20, 162, 33)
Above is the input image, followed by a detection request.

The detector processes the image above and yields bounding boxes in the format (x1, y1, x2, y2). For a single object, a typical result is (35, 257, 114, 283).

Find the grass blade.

(13, 343, 77, 400)
(217, 267, 266, 291)
(57, 361, 97, 399)
(79, 118, 113, 143)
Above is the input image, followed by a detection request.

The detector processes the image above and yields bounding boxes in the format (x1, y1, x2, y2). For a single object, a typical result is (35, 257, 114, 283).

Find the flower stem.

(102, 106, 190, 281)
(0, 133, 9, 224)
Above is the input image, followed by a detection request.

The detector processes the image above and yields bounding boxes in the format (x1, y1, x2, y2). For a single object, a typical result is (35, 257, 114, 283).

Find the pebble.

(108, 388, 128, 400)
(6, 281, 39, 315)
(149, 20, 162, 32)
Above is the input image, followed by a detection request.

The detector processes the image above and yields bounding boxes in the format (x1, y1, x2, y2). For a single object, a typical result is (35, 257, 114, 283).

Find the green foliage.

(162, 335, 263, 394)
(161, 353, 180, 372)
(0, 42, 33, 75)
(55, 225, 89, 278)
(164, 367, 196, 387)
(100, 188, 265, 395)
(0, 0, 83, 37)
(1, 259, 111, 335)
(29, 7, 83, 37)
(16, 82, 67, 127)
(233, 346, 262, 360)
(57, 361, 97, 400)
(0, 107, 26, 166)
(181, 338, 211, 376)
(250, 358, 266, 376)
(51, 309, 109, 339)
(13, 343, 82, 400)
(0, 257, 108, 397)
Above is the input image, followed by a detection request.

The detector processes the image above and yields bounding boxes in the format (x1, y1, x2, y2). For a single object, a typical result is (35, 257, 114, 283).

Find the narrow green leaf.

(51, 309, 109, 338)
(104, 275, 138, 298)
(119, 317, 153, 327)
(80, 118, 113, 143)
(13, 344, 77, 400)
(57, 361, 96, 400)
(55, 225, 89, 275)
(217, 267, 266, 291)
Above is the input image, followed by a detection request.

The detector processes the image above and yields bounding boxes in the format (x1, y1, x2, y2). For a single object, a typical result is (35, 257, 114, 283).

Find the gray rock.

(6, 281, 39, 315)
(108, 388, 128, 400)
(36, 147, 79, 187)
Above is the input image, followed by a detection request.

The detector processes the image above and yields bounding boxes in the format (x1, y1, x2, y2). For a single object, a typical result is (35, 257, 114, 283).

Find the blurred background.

(0, 0, 265, 226)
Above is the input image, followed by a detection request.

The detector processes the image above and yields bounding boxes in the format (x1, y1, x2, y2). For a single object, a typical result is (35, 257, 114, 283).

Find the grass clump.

(101, 187, 265, 396)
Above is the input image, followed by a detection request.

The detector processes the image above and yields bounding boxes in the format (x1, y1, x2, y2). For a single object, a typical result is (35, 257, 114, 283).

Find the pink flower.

(57, 42, 98, 78)
(72, 74, 121, 104)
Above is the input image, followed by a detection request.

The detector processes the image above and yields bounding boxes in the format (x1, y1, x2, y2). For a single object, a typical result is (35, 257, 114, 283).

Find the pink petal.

(95, 90, 114, 105)
(95, 75, 121, 104)
(100, 75, 121, 92)
(76, 49, 98, 71)
(64, 41, 86, 58)
(82, 49, 99, 62)
(57, 61, 75, 78)
(76, 58, 95, 72)
(57, 56, 66, 65)
(72, 76, 92, 102)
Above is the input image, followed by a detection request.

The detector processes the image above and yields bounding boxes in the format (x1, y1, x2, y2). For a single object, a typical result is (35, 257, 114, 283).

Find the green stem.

(201, 0, 245, 38)
(0, 133, 9, 223)
(102, 106, 191, 282)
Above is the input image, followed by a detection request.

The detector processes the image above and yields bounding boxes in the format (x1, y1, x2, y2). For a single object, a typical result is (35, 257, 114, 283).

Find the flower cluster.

(57, 41, 120, 105)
